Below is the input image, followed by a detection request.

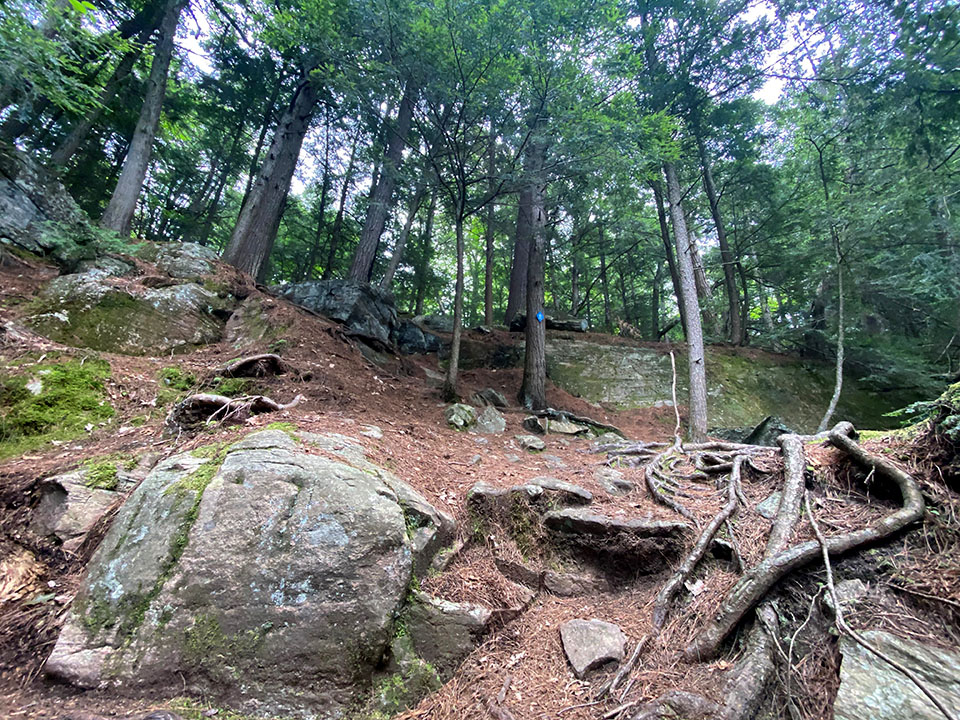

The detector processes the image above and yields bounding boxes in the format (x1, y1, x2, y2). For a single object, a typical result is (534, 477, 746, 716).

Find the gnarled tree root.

(684, 422, 924, 661)
(166, 392, 305, 429)
(217, 353, 292, 378)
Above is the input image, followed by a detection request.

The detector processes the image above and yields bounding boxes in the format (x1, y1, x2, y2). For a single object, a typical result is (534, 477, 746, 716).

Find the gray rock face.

(834, 630, 960, 720)
(414, 314, 454, 333)
(28, 273, 231, 355)
(756, 492, 782, 520)
(560, 619, 625, 678)
(472, 388, 508, 408)
(516, 434, 546, 451)
(0, 142, 96, 269)
(468, 477, 593, 512)
(594, 467, 634, 495)
(150, 243, 219, 279)
(474, 406, 506, 434)
(445, 403, 477, 430)
(32, 463, 144, 553)
(395, 319, 443, 355)
(279, 280, 398, 346)
(544, 508, 690, 570)
(403, 591, 492, 677)
(44, 429, 444, 718)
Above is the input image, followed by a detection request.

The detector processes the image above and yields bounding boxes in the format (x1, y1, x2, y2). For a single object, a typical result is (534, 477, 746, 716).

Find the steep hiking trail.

(1, 244, 958, 720)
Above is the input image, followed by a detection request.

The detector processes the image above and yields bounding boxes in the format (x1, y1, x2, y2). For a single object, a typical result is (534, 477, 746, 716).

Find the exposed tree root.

(766, 433, 806, 556)
(684, 422, 925, 661)
(652, 455, 744, 629)
(166, 392, 305, 429)
(629, 691, 720, 720)
(719, 602, 779, 720)
(216, 353, 292, 378)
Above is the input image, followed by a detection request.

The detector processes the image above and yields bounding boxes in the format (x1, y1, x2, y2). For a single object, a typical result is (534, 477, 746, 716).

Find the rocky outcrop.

(45, 429, 454, 718)
(402, 591, 492, 677)
(278, 280, 397, 346)
(28, 270, 233, 355)
(834, 630, 960, 720)
(0, 141, 97, 269)
(445, 403, 477, 430)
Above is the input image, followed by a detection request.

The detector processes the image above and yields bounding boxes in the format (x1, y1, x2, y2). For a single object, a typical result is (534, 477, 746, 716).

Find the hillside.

(1, 244, 958, 720)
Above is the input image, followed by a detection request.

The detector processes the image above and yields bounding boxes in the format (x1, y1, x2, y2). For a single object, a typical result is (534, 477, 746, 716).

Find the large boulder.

(278, 280, 398, 346)
(0, 141, 97, 269)
(136, 242, 220, 280)
(834, 630, 960, 720)
(27, 271, 232, 355)
(45, 429, 451, 718)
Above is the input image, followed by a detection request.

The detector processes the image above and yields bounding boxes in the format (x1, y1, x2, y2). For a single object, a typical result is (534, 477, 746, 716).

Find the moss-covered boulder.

(45, 429, 454, 718)
(0, 356, 114, 459)
(27, 271, 233, 355)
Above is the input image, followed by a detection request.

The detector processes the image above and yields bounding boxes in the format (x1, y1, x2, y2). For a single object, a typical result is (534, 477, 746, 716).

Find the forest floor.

(0, 255, 958, 720)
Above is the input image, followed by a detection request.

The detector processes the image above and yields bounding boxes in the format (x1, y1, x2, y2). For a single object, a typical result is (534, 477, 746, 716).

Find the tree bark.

(221, 79, 318, 280)
(818, 238, 845, 432)
(505, 136, 542, 325)
(442, 209, 467, 401)
(652, 181, 686, 338)
(651, 260, 662, 340)
(349, 82, 417, 282)
(302, 110, 332, 280)
(100, 0, 186, 237)
(664, 162, 708, 442)
(520, 178, 547, 410)
(380, 179, 426, 289)
(695, 132, 742, 344)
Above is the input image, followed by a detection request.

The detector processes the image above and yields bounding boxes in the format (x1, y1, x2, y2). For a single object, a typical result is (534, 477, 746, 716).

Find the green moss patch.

(0, 356, 114, 459)
(210, 376, 255, 397)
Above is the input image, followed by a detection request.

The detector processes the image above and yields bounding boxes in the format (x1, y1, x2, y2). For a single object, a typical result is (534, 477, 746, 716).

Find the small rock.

(593, 432, 628, 447)
(756, 492, 782, 519)
(472, 388, 508, 408)
(560, 619, 626, 678)
(824, 579, 869, 617)
(505, 454, 522, 463)
(445, 403, 477, 430)
(516, 434, 545, 451)
(542, 454, 567, 469)
(594, 466, 634, 495)
(523, 415, 546, 434)
(543, 571, 607, 596)
(404, 591, 492, 677)
(474, 406, 506, 434)
(468, 455, 482, 466)
(360, 425, 383, 439)
(545, 418, 589, 436)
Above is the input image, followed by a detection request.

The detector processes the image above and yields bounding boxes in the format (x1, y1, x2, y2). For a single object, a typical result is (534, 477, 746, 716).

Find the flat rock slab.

(474, 406, 506, 434)
(468, 477, 593, 511)
(834, 630, 960, 720)
(544, 508, 691, 569)
(515, 434, 546, 451)
(560, 619, 625, 678)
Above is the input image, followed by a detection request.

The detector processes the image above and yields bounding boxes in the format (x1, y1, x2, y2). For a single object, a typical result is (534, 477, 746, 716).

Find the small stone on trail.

(756, 491, 782, 519)
(515, 434, 546, 451)
(445, 403, 477, 430)
(560, 618, 626, 678)
(474, 405, 506, 434)
(360, 424, 383, 439)
(594, 466, 634, 495)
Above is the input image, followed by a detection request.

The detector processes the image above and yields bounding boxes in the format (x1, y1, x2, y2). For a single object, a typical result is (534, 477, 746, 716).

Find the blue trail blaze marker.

(536, 311, 544, 323)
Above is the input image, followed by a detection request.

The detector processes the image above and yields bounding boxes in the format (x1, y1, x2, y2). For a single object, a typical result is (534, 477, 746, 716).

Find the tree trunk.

(380, 180, 426, 289)
(652, 181, 686, 337)
(484, 124, 496, 326)
(505, 136, 543, 324)
(520, 181, 547, 410)
(571, 253, 580, 315)
(322, 125, 361, 280)
(818, 237, 845, 432)
(413, 190, 437, 316)
(221, 79, 318, 280)
(349, 82, 417, 282)
(664, 162, 708, 442)
(100, 0, 186, 237)
(695, 132, 742, 344)
(651, 260, 662, 340)
(442, 208, 467, 402)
